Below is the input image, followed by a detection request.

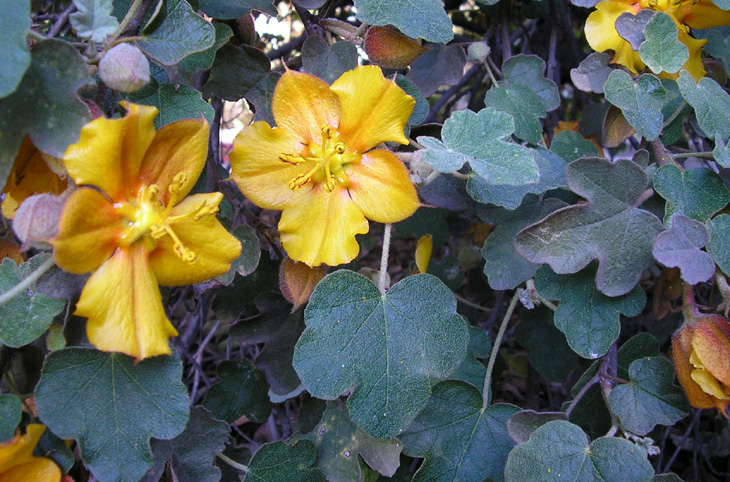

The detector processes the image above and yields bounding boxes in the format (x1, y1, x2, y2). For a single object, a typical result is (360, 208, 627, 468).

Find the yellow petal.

(677, 31, 707, 81)
(52, 188, 124, 274)
(692, 317, 730, 386)
(1, 458, 61, 482)
(138, 117, 209, 205)
(272, 70, 342, 144)
(672, 332, 716, 408)
(691, 367, 728, 399)
(415, 234, 433, 274)
(148, 193, 242, 286)
(229, 121, 309, 210)
(585, 1, 646, 74)
(278, 186, 369, 267)
(0, 425, 45, 473)
(330, 66, 415, 153)
(677, 0, 730, 28)
(63, 102, 158, 202)
(347, 150, 419, 223)
(77, 244, 177, 360)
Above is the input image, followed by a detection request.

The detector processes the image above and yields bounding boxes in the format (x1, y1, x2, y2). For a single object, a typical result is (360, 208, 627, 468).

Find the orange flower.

(52, 102, 241, 360)
(0, 425, 61, 482)
(229, 66, 419, 267)
(585, 0, 730, 79)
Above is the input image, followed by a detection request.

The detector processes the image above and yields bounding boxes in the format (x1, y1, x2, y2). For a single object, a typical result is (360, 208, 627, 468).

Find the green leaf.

(570, 52, 612, 94)
(502, 54, 560, 112)
(399, 381, 520, 482)
(451, 325, 491, 391)
(708, 214, 730, 277)
(212, 253, 279, 324)
(0, 394, 22, 442)
(133, 84, 214, 127)
(550, 131, 600, 162)
(514, 305, 580, 380)
(244, 440, 325, 482)
(504, 420, 654, 482)
(0, 40, 91, 186)
(395, 75, 428, 126)
(479, 196, 569, 290)
(394, 207, 449, 249)
(203, 359, 272, 424)
(515, 157, 665, 297)
(0, 0, 31, 99)
(216, 225, 261, 285)
(652, 214, 714, 285)
(535, 264, 646, 359)
(35, 348, 190, 482)
(202, 43, 271, 100)
(507, 410, 569, 444)
(301, 37, 358, 84)
(199, 0, 277, 19)
(179, 23, 233, 73)
(704, 30, 730, 75)
(638, 12, 688, 75)
(406, 44, 466, 97)
(70, 0, 120, 42)
(677, 69, 730, 142)
(653, 165, 730, 225)
(484, 84, 546, 144)
(608, 357, 688, 436)
(0, 256, 66, 348)
(293, 271, 469, 439)
(417, 107, 538, 185)
(138, 0, 215, 65)
(615, 10, 654, 49)
(603, 70, 665, 141)
(299, 403, 402, 480)
(354, 0, 453, 44)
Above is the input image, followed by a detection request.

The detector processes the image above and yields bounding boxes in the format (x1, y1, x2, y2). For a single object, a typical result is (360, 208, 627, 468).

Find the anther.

(334, 143, 346, 154)
(193, 203, 220, 221)
(169, 172, 188, 194)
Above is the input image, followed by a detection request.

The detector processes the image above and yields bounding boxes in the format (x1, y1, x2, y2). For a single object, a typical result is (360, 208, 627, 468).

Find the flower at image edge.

(52, 102, 241, 360)
(0, 424, 61, 482)
(229, 66, 420, 267)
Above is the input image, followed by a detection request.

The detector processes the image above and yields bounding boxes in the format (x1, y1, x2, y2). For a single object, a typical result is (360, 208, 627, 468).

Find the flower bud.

(279, 258, 326, 312)
(99, 43, 150, 93)
(363, 26, 428, 69)
(415, 234, 432, 274)
(13, 192, 67, 251)
(467, 41, 490, 64)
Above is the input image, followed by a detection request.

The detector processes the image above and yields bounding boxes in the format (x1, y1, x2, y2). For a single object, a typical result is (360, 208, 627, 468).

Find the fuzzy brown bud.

(99, 43, 150, 93)
(363, 26, 428, 69)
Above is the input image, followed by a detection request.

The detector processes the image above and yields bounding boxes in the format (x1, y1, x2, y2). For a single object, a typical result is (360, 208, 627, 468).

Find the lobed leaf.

(652, 214, 714, 285)
(653, 165, 730, 225)
(603, 70, 665, 141)
(70, 0, 119, 43)
(638, 12, 688, 75)
(0, 0, 31, 99)
(354, 0, 453, 44)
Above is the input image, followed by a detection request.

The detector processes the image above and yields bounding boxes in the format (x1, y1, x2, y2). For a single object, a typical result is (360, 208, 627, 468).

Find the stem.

(682, 282, 700, 321)
(108, 0, 145, 44)
(217, 453, 249, 473)
(378, 224, 392, 294)
(673, 151, 715, 159)
(662, 100, 687, 129)
(484, 60, 500, 88)
(564, 373, 600, 418)
(0, 256, 56, 308)
(482, 290, 520, 410)
(454, 294, 492, 313)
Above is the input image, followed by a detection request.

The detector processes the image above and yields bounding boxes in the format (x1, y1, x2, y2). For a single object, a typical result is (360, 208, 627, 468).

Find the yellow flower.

(0, 425, 61, 482)
(229, 66, 419, 267)
(52, 102, 241, 360)
(585, 0, 730, 80)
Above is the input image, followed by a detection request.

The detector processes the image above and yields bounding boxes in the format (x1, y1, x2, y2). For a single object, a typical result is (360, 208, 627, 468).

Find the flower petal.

(76, 244, 177, 360)
(1, 458, 61, 482)
(676, 31, 707, 81)
(692, 317, 730, 386)
(672, 332, 716, 408)
(585, 1, 645, 74)
(677, 0, 730, 28)
(347, 150, 419, 223)
(279, 186, 369, 266)
(64, 102, 157, 201)
(330, 66, 414, 153)
(0, 425, 45, 473)
(149, 193, 242, 286)
(138, 117, 209, 204)
(52, 188, 124, 274)
(229, 121, 310, 209)
(272, 70, 342, 144)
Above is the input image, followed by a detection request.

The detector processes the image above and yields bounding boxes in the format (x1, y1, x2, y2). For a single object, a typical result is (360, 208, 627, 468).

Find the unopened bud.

(13, 192, 67, 251)
(279, 258, 326, 312)
(99, 43, 150, 93)
(467, 41, 490, 64)
(363, 26, 428, 69)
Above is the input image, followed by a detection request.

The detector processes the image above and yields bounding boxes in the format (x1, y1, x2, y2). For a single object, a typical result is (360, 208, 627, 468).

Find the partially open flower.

(0, 424, 61, 482)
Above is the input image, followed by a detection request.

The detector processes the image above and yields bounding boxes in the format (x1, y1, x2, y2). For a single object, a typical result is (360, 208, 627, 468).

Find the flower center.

(114, 172, 220, 263)
(279, 125, 359, 192)
(639, 0, 683, 13)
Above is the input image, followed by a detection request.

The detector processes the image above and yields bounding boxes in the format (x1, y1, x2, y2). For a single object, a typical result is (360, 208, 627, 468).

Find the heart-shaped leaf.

(603, 70, 665, 141)
(652, 214, 714, 285)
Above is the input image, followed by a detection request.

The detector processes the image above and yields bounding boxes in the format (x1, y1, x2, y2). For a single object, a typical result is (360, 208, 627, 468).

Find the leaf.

(653, 165, 730, 225)
(535, 264, 646, 359)
(0, 256, 66, 348)
(399, 380, 520, 482)
(417, 107, 538, 186)
(34, 348, 190, 482)
(502, 54, 560, 112)
(299, 403, 402, 480)
(638, 12, 688, 75)
(70, 0, 120, 42)
(676, 69, 730, 142)
(354, 0, 453, 44)
(0, 40, 91, 186)
(0, 0, 31, 99)
(216, 225, 261, 285)
(212, 253, 280, 324)
(515, 157, 665, 297)
(484, 84, 546, 144)
(244, 440, 325, 482)
(143, 407, 230, 482)
(602, 104, 637, 148)
(451, 325, 491, 391)
(704, 30, 730, 75)
(301, 37, 359, 84)
(479, 197, 569, 290)
(608, 357, 688, 436)
(615, 10, 654, 49)
(394, 207, 449, 249)
(550, 131, 600, 162)
(292, 271, 469, 439)
(514, 305, 580, 380)
(202, 44, 271, 101)
(570, 52, 612, 94)
(133, 84, 214, 127)
(395, 75, 428, 126)
(199, 0, 277, 19)
(507, 411, 568, 444)
(652, 214, 714, 285)
(245, 72, 280, 124)
(406, 44, 466, 97)
(138, 0, 215, 66)
(708, 214, 730, 277)
(603, 70, 665, 141)
(179, 23, 234, 73)
(504, 420, 654, 482)
(0, 394, 21, 442)
(710, 0, 730, 10)
(203, 359, 272, 424)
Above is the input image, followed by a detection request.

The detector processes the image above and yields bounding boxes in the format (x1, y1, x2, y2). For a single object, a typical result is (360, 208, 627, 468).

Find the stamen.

(289, 164, 320, 190)
(161, 224, 197, 263)
(334, 143, 346, 154)
(193, 203, 220, 221)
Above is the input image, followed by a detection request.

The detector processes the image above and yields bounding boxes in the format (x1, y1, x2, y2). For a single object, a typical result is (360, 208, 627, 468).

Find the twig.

(424, 63, 482, 123)
(0, 256, 56, 308)
(378, 224, 392, 294)
(564, 372, 601, 418)
(217, 453, 249, 473)
(48, 3, 76, 38)
(482, 290, 520, 409)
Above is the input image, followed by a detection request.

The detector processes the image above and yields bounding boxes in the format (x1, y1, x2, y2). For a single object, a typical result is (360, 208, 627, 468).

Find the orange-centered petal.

(0, 425, 61, 482)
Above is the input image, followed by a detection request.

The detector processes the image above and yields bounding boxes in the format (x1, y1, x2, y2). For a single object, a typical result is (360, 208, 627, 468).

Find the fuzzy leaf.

(216, 224, 261, 285)
(570, 52, 612, 94)
(615, 10, 654, 49)
(0, 0, 31, 99)
(638, 12, 688, 74)
(550, 131, 600, 162)
(179, 23, 233, 73)
(406, 44, 466, 97)
(484, 84, 546, 144)
(653, 165, 730, 225)
(603, 70, 665, 141)
(652, 215, 714, 285)
(677, 69, 730, 142)
(133, 84, 214, 127)
(708, 214, 730, 277)
(199, 0, 277, 19)
(451, 325, 491, 392)
(301, 37, 358, 84)
(354, 0, 453, 44)
(203, 359, 272, 424)
(0, 394, 21, 442)
(70, 0, 119, 42)
(502, 54, 560, 112)
(244, 441, 325, 482)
